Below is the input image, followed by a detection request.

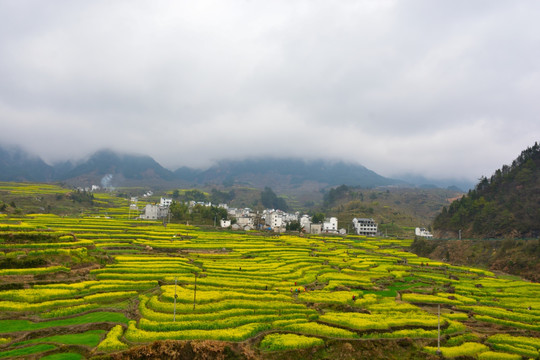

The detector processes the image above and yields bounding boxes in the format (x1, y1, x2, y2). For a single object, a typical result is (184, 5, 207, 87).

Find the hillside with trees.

(318, 185, 462, 237)
(433, 142, 540, 238)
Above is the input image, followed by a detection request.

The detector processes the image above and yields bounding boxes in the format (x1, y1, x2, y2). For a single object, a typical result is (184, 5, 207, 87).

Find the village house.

(160, 197, 173, 207)
(265, 210, 284, 229)
(310, 223, 322, 234)
(415, 227, 433, 239)
(323, 217, 338, 233)
(140, 204, 169, 220)
(300, 214, 312, 233)
(237, 215, 254, 228)
(352, 218, 378, 236)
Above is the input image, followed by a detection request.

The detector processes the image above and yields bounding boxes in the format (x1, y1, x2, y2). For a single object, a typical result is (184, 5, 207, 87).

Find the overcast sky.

(1, 1, 539, 181)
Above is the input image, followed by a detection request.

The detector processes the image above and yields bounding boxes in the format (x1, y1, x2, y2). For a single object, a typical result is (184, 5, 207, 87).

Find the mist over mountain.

(0, 145, 54, 182)
(178, 158, 402, 190)
(393, 174, 474, 192)
(0, 144, 468, 191)
(60, 149, 177, 184)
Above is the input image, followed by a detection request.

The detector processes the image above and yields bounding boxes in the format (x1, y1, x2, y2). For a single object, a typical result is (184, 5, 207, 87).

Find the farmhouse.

(140, 204, 169, 220)
(300, 214, 312, 233)
(323, 217, 338, 233)
(160, 197, 173, 207)
(310, 223, 322, 234)
(352, 218, 378, 236)
(415, 227, 433, 239)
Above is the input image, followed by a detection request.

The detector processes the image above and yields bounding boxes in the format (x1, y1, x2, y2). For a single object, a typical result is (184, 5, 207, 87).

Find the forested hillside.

(433, 142, 540, 238)
(319, 185, 462, 237)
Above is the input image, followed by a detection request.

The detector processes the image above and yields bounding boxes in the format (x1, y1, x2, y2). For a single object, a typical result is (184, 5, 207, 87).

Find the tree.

(210, 189, 234, 204)
(312, 212, 325, 224)
(286, 220, 301, 231)
(260, 187, 288, 211)
(169, 201, 189, 221)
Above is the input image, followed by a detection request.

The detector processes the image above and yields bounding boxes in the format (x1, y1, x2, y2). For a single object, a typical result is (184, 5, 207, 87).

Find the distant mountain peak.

(173, 157, 401, 190)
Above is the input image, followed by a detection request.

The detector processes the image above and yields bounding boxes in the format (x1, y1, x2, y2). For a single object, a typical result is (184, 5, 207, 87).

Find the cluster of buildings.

(138, 197, 382, 236)
(75, 185, 101, 192)
(223, 209, 346, 234)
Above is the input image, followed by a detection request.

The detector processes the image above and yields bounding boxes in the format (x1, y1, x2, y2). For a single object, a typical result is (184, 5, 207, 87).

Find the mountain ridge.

(0, 144, 463, 191)
(433, 141, 540, 238)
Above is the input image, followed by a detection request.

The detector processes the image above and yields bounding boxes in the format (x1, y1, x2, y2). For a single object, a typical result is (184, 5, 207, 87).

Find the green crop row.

(362, 328, 438, 339)
(320, 311, 441, 332)
(160, 285, 290, 304)
(280, 321, 357, 339)
(40, 303, 101, 318)
(475, 315, 540, 331)
(125, 321, 270, 342)
(478, 351, 521, 360)
(139, 295, 316, 322)
(401, 293, 462, 305)
(96, 325, 128, 352)
(0, 298, 84, 312)
(260, 333, 324, 351)
(0, 265, 70, 276)
(423, 342, 489, 358)
(146, 295, 310, 315)
(460, 305, 540, 324)
(489, 343, 539, 358)
(138, 313, 307, 332)
(0, 312, 128, 333)
(487, 333, 540, 349)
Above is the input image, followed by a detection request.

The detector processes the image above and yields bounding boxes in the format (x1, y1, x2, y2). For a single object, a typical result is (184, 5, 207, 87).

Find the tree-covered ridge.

(433, 142, 540, 238)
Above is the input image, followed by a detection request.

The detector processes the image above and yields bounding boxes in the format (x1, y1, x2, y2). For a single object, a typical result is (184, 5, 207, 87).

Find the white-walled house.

(220, 219, 232, 228)
(323, 217, 338, 233)
(300, 215, 312, 233)
(160, 197, 173, 207)
(352, 218, 378, 236)
(266, 211, 283, 229)
(415, 227, 433, 239)
(310, 223, 322, 234)
(140, 204, 169, 220)
(237, 216, 254, 227)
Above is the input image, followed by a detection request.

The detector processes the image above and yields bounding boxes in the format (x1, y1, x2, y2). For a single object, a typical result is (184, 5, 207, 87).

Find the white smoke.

(101, 174, 114, 190)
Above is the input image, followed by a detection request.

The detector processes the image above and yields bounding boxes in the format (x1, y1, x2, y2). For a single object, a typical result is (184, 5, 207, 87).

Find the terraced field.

(0, 185, 539, 359)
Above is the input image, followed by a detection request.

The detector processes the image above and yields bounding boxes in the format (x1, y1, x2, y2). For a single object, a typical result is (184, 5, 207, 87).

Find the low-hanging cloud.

(1, 0, 539, 181)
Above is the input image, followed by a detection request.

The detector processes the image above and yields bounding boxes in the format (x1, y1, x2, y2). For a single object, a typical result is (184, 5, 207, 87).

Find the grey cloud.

(1, 0, 539, 182)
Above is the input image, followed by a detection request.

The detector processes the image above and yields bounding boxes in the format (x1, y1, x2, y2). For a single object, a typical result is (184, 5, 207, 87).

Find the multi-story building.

(300, 215, 312, 233)
(265, 211, 283, 229)
(140, 204, 169, 220)
(323, 217, 338, 233)
(352, 218, 378, 236)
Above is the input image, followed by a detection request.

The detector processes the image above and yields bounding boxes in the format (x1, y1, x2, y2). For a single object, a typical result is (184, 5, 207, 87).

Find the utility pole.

(173, 277, 177, 322)
(437, 303, 441, 355)
(193, 272, 198, 311)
